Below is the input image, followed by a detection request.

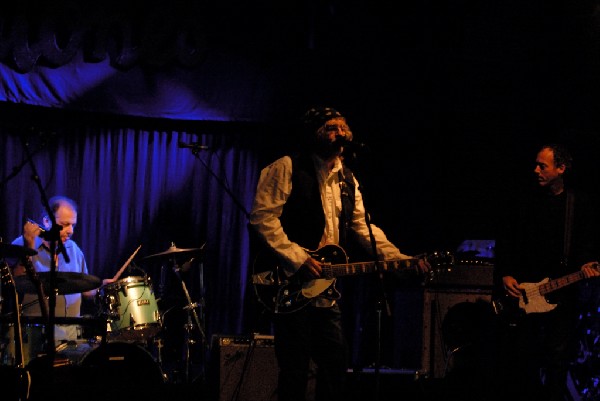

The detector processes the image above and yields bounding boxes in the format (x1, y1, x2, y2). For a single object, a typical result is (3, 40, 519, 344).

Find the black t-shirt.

(494, 186, 599, 305)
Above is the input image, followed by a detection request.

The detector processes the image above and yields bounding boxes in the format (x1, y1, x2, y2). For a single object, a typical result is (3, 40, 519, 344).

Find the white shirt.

(250, 153, 411, 277)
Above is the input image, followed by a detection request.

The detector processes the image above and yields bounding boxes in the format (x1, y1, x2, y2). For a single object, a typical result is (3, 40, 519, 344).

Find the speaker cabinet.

(211, 334, 278, 401)
(421, 288, 494, 379)
(210, 334, 315, 401)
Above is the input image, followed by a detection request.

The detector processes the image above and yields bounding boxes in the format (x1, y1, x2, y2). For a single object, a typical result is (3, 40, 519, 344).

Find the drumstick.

(111, 244, 142, 281)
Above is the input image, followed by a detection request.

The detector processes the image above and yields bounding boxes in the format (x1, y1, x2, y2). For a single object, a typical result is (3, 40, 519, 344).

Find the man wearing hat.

(249, 106, 430, 401)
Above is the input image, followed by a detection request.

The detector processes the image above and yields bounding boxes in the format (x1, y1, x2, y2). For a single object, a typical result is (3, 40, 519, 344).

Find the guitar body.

(252, 244, 346, 314)
(518, 278, 557, 314)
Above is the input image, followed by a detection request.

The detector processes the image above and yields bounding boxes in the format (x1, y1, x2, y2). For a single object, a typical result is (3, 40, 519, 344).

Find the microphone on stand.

(335, 137, 368, 151)
(178, 142, 209, 150)
(27, 218, 54, 241)
(27, 218, 70, 264)
(336, 137, 369, 161)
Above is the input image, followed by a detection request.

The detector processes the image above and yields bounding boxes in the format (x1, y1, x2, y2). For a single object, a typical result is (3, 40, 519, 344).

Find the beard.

(314, 139, 343, 160)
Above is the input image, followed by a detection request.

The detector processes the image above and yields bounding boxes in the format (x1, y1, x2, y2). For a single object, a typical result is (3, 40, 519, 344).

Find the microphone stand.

(180, 144, 252, 383)
(19, 134, 71, 380)
(183, 143, 250, 220)
(345, 149, 390, 401)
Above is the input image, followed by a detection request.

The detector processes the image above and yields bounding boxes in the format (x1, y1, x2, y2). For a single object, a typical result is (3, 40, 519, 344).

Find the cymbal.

(15, 272, 101, 295)
(0, 243, 37, 258)
(0, 315, 106, 326)
(143, 244, 203, 260)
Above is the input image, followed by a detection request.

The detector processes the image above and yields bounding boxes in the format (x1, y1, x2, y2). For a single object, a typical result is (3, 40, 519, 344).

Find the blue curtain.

(0, 125, 260, 344)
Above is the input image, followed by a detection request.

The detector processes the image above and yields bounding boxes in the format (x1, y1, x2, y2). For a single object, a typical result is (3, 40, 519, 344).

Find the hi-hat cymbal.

(143, 243, 204, 260)
(15, 272, 101, 295)
(0, 243, 37, 258)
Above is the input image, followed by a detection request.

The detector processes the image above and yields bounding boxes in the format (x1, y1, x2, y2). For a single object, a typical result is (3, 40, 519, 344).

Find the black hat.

(302, 107, 344, 133)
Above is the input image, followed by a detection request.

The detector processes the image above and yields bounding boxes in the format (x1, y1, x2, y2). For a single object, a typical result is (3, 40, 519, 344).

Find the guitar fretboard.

(321, 259, 418, 279)
(539, 270, 586, 295)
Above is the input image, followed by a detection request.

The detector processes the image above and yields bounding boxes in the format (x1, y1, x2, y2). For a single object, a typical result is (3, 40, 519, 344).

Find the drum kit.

(0, 241, 206, 391)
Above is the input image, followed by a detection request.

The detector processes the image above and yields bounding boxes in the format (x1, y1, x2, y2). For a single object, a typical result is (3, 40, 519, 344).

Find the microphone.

(27, 218, 52, 241)
(178, 142, 209, 150)
(26, 218, 70, 264)
(335, 137, 368, 151)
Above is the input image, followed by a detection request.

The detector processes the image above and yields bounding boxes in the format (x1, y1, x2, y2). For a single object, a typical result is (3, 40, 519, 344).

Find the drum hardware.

(173, 264, 206, 384)
(132, 242, 207, 383)
(0, 258, 32, 399)
(0, 316, 109, 367)
(142, 242, 203, 302)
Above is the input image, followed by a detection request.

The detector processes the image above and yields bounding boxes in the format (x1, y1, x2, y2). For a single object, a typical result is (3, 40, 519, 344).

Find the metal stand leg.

(172, 263, 207, 384)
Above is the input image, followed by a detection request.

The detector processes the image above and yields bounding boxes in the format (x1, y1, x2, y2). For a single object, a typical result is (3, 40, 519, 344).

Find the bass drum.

(28, 341, 166, 399)
(80, 341, 166, 383)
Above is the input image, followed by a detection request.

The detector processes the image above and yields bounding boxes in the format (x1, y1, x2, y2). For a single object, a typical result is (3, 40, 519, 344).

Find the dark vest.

(280, 154, 356, 251)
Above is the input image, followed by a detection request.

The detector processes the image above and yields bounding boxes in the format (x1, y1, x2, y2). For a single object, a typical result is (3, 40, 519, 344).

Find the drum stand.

(171, 262, 207, 384)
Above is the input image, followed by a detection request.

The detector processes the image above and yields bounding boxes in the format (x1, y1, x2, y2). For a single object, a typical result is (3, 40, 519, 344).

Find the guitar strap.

(563, 190, 575, 266)
(338, 170, 350, 249)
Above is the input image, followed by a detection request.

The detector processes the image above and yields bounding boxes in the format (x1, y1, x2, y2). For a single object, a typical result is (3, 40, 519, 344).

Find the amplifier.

(421, 288, 494, 378)
(210, 334, 278, 401)
(215, 333, 275, 347)
(210, 333, 315, 401)
(428, 263, 494, 288)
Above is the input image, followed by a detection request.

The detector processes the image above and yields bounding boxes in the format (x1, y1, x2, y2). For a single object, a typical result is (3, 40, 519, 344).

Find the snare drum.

(98, 276, 161, 341)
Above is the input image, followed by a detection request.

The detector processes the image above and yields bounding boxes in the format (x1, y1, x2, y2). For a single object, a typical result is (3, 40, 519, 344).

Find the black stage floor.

(0, 365, 501, 401)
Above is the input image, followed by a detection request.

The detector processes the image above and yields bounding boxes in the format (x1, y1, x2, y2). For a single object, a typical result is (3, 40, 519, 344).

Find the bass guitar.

(251, 244, 421, 314)
(492, 264, 600, 317)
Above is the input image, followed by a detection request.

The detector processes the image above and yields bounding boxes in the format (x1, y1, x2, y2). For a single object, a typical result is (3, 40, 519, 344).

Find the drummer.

(10, 195, 115, 344)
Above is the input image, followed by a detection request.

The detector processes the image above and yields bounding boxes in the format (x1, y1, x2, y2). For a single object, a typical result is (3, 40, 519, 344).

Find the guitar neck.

(539, 270, 586, 296)
(324, 258, 417, 279)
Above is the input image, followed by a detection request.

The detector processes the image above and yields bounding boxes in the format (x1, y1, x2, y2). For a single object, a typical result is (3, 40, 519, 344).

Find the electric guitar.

(492, 265, 600, 317)
(251, 244, 421, 314)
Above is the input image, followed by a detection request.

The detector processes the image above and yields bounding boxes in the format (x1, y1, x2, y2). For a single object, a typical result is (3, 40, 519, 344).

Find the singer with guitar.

(493, 143, 600, 401)
(249, 107, 430, 401)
